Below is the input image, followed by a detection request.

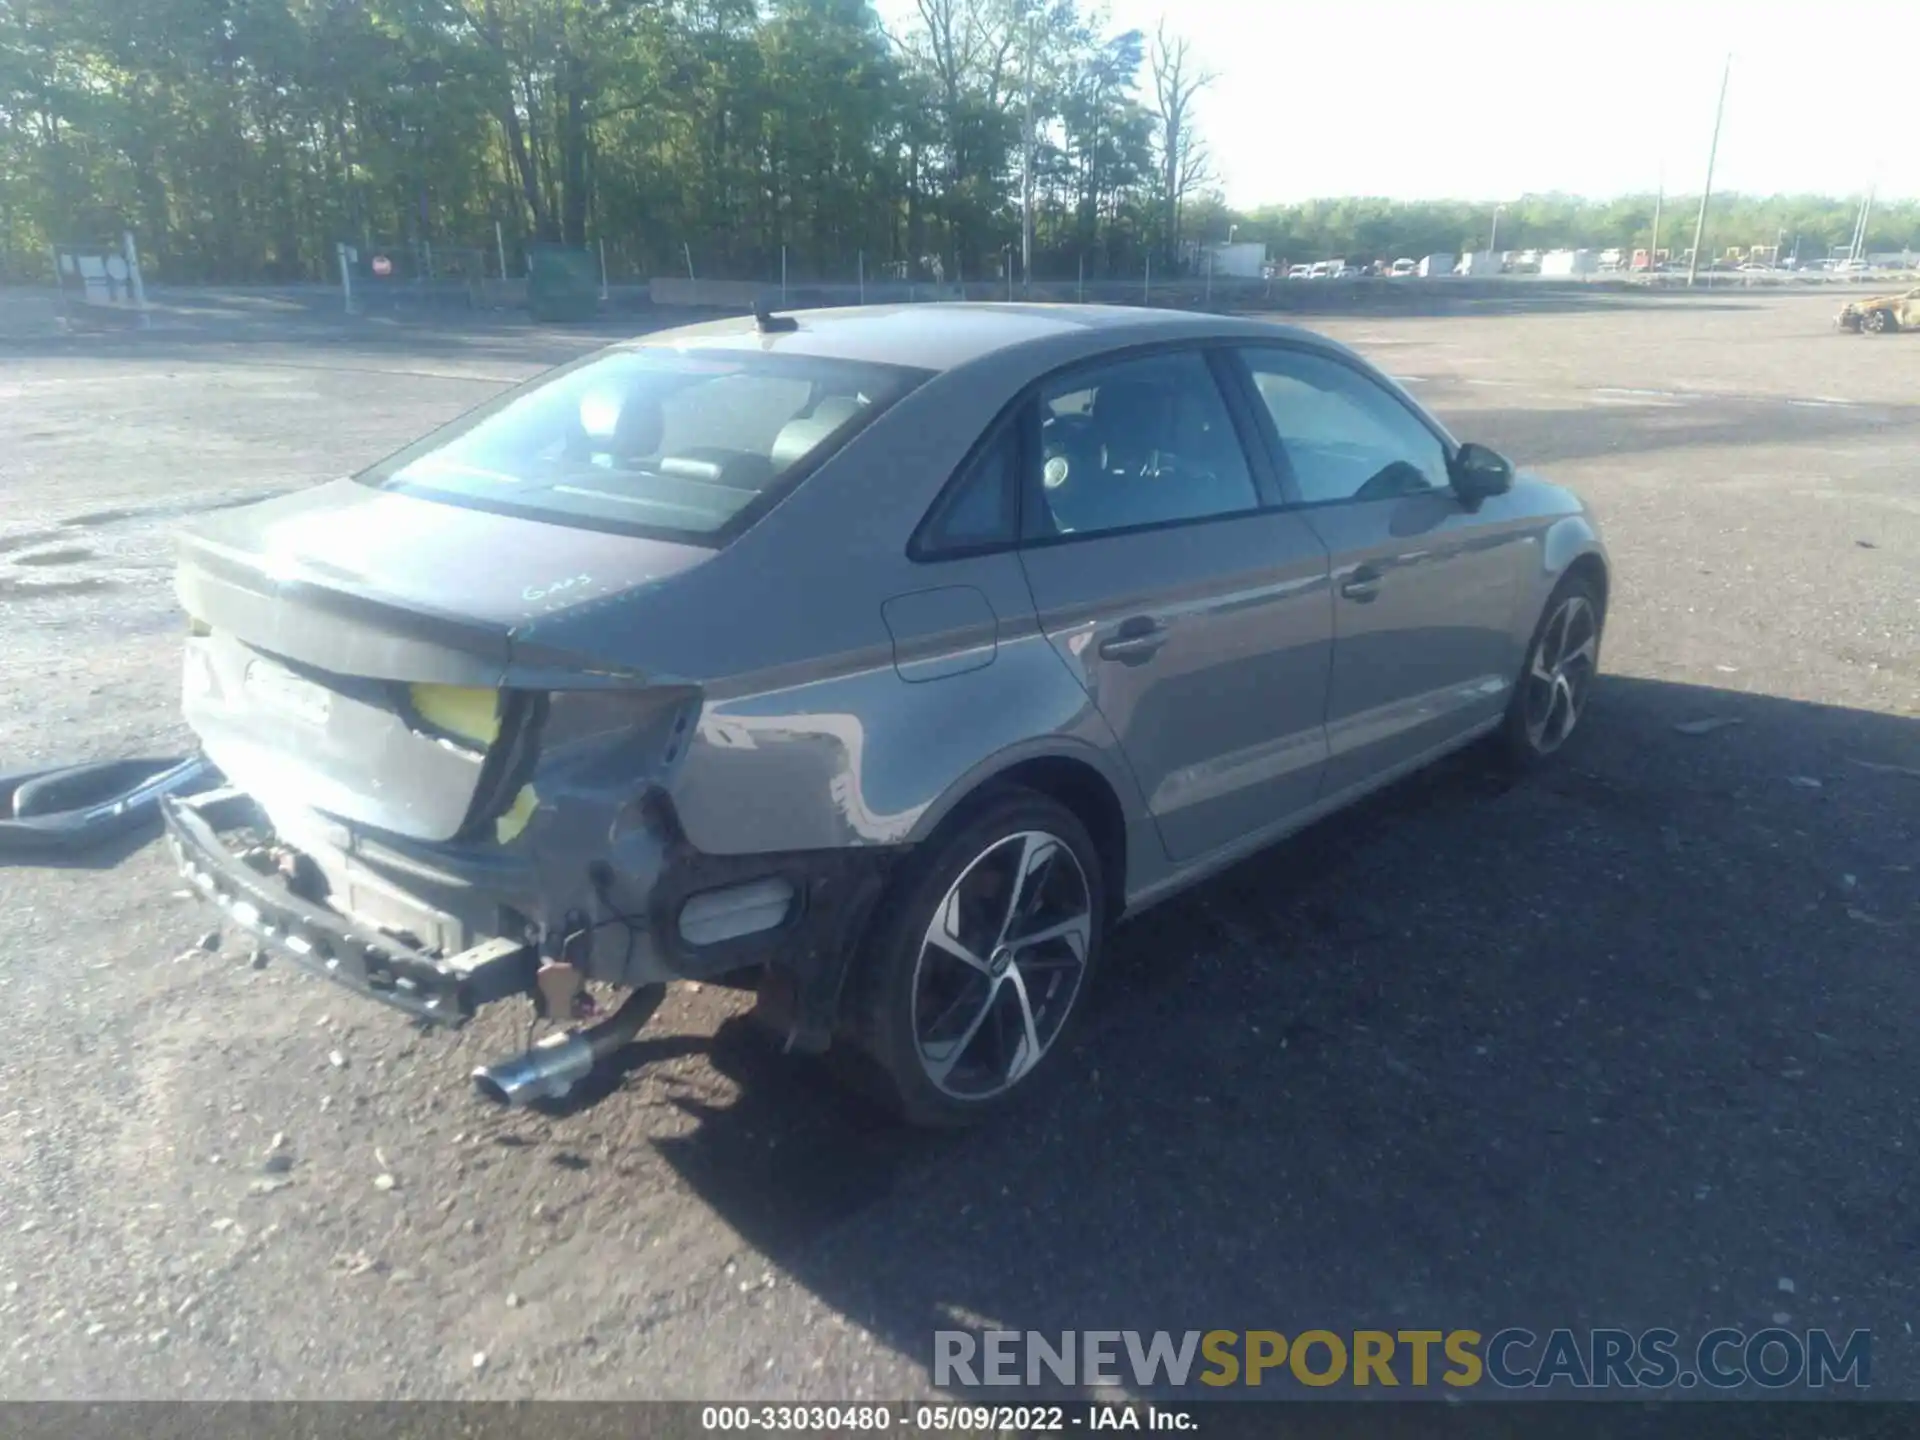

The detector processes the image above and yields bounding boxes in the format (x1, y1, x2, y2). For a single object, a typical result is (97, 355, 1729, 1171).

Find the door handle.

(1339, 565, 1383, 602)
(1098, 617, 1168, 663)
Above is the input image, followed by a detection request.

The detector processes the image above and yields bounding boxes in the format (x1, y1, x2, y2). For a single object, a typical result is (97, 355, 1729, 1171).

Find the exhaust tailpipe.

(473, 986, 664, 1107)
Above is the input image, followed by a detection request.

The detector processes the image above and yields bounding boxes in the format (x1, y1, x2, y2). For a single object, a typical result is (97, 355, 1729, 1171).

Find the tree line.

(2, 0, 1913, 287)
(0, 0, 1217, 284)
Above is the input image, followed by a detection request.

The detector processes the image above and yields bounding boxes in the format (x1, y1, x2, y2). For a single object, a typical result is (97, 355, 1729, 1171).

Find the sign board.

(52, 233, 148, 320)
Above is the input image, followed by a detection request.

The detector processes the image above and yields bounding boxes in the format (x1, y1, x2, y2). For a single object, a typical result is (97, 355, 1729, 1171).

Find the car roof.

(623, 302, 1332, 374)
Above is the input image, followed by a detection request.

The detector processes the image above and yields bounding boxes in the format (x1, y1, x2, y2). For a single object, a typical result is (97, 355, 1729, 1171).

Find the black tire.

(1863, 309, 1892, 334)
(1496, 573, 1605, 770)
(837, 787, 1106, 1127)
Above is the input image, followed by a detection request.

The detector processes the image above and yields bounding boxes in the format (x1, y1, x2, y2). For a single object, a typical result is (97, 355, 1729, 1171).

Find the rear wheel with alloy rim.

(842, 789, 1104, 1126)
(1500, 575, 1604, 766)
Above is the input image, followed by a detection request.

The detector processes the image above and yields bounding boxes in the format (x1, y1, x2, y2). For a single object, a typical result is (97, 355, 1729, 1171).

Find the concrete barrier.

(649, 277, 754, 308)
(476, 277, 530, 310)
(644, 274, 1652, 316)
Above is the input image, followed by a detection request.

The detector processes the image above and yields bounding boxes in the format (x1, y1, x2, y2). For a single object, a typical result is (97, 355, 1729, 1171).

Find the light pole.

(1687, 53, 1732, 287)
(1020, 11, 1037, 297)
(1853, 184, 1877, 264)
(1650, 166, 1663, 269)
(1488, 203, 1506, 258)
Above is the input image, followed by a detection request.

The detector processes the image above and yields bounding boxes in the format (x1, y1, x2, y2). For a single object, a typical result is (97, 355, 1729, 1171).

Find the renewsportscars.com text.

(934, 1327, 1872, 1391)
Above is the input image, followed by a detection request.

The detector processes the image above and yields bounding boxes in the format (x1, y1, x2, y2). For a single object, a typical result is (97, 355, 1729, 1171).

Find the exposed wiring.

(589, 870, 644, 978)
(527, 879, 643, 1036)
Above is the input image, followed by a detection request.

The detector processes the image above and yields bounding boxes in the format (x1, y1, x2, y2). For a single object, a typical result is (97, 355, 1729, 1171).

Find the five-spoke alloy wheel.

(846, 789, 1105, 1125)
(1502, 574, 1605, 766)
(911, 829, 1093, 1101)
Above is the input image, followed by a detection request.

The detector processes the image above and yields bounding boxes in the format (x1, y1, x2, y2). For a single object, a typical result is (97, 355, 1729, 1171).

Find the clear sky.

(876, 0, 1913, 207)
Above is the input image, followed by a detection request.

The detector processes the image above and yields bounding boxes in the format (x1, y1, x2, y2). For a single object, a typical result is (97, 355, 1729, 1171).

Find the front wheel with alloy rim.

(842, 789, 1105, 1126)
(1500, 575, 1604, 767)
(1863, 309, 1892, 334)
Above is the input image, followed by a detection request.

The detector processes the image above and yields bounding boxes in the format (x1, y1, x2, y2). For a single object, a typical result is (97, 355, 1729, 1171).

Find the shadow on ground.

(632, 675, 1917, 1395)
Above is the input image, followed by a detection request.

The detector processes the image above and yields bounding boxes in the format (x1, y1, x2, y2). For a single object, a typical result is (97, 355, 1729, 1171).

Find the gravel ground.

(0, 290, 1914, 1401)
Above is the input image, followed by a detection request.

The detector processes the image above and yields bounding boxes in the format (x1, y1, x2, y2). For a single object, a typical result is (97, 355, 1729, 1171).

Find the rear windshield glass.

(357, 348, 926, 541)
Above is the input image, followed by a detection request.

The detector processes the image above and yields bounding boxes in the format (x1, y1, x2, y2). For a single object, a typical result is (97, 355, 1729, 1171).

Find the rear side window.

(912, 423, 1021, 556)
(359, 349, 926, 542)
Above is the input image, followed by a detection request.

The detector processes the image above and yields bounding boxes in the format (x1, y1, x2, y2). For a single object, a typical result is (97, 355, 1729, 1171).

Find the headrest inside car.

(771, 395, 864, 470)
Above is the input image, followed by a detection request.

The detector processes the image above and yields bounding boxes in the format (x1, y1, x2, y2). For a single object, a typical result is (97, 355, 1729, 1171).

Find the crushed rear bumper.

(162, 787, 536, 1025)
(161, 783, 905, 1048)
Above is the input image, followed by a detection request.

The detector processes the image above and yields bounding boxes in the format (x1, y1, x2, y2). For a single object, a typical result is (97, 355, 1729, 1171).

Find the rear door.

(1014, 347, 1334, 864)
(1227, 344, 1528, 799)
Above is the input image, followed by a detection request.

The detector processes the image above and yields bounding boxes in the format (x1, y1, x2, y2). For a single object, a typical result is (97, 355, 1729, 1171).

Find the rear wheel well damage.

(825, 756, 1127, 1065)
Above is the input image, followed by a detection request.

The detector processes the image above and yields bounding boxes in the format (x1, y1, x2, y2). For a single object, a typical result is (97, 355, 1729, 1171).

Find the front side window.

(1239, 347, 1450, 505)
(1031, 350, 1260, 538)
(359, 348, 925, 541)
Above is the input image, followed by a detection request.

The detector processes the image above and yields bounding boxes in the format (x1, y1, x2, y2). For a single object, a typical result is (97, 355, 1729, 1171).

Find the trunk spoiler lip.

(178, 530, 672, 690)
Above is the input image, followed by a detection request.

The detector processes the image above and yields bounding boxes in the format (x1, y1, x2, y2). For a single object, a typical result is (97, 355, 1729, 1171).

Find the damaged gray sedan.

(164, 303, 1609, 1125)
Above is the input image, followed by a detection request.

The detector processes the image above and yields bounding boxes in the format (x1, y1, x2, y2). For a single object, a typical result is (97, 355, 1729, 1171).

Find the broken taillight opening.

(408, 684, 503, 747)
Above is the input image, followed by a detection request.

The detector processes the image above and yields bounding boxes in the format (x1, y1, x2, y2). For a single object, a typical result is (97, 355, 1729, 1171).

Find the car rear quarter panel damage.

(489, 345, 1161, 1035)
(523, 335, 1170, 863)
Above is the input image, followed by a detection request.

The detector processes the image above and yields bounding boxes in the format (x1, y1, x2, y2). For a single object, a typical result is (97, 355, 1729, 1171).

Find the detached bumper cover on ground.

(0, 755, 218, 856)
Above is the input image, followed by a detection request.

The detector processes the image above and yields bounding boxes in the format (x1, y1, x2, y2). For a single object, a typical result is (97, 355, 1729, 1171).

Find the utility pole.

(1020, 10, 1037, 297)
(1650, 167, 1663, 268)
(1852, 183, 1877, 264)
(1686, 54, 1731, 288)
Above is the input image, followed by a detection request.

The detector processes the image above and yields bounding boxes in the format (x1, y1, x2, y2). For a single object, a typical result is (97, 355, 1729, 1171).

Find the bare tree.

(888, 0, 1024, 273)
(1149, 22, 1212, 266)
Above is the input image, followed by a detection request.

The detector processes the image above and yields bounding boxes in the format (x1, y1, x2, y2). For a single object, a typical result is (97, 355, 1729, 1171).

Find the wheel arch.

(1539, 516, 1610, 615)
(1561, 547, 1610, 615)
(906, 739, 1137, 917)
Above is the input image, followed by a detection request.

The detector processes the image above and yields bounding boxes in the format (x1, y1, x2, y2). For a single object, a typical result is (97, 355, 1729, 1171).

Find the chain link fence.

(335, 238, 515, 312)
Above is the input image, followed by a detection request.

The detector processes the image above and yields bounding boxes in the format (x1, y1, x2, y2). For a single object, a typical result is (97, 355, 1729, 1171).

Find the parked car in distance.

(1287, 263, 1314, 280)
(163, 303, 1610, 1127)
(1836, 286, 1920, 333)
(1308, 260, 1338, 278)
(1389, 258, 1418, 277)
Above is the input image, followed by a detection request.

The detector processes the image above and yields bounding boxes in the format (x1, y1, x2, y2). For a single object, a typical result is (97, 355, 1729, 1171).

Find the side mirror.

(1451, 442, 1514, 502)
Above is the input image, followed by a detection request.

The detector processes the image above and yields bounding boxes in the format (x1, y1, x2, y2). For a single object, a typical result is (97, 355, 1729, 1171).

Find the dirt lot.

(0, 291, 1915, 1400)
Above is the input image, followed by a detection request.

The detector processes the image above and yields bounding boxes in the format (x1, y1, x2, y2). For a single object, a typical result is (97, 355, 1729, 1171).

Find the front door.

(1230, 344, 1529, 799)
(1015, 347, 1335, 864)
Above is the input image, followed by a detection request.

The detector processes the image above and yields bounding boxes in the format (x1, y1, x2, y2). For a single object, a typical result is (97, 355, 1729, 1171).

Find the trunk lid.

(177, 479, 711, 841)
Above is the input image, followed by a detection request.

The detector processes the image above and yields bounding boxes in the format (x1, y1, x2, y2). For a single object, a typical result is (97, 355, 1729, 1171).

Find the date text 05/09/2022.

(698, 1403, 1193, 1432)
